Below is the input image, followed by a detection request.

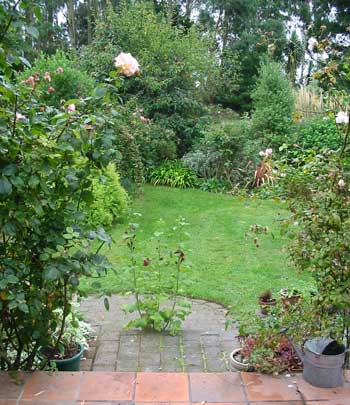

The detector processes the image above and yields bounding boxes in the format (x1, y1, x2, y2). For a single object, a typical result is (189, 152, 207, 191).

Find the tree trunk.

(66, 0, 76, 48)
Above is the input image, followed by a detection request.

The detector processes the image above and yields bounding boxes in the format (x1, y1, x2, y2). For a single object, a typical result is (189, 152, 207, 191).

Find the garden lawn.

(80, 185, 312, 319)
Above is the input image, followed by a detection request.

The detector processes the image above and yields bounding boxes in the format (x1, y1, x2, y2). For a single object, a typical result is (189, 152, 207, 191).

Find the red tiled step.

(0, 371, 349, 403)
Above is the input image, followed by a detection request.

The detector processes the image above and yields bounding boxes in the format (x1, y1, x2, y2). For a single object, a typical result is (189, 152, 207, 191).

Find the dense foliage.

(81, 2, 214, 156)
(17, 51, 95, 108)
(251, 60, 294, 149)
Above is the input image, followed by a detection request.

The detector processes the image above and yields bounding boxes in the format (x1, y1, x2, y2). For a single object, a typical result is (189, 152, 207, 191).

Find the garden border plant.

(0, 4, 140, 370)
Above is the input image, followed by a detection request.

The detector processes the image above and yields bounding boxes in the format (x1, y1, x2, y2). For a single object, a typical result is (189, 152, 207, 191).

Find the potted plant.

(258, 289, 276, 315)
(279, 288, 302, 308)
(230, 347, 254, 372)
(232, 312, 302, 374)
(41, 306, 94, 371)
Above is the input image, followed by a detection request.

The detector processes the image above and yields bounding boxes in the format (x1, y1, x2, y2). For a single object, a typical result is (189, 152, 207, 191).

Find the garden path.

(80, 294, 239, 372)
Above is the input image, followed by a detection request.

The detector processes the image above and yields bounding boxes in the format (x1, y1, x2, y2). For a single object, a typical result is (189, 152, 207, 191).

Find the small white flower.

(338, 179, 345, 189)
(308, 37, 318, 52)
(336, 111, 349, 124)
(16, 112, 26, 122)
(265, 148, 273, 156)
(259, 151, 266, 157)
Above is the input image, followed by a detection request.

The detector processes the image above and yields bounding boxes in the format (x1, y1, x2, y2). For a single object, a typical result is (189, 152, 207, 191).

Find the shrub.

(183, 118, 260, 188)
(18, 50, 95, 108)
(81, 2, 215, 155)
(86, 163, 129, 229)
(295, 118, 343, 151)
(148, 161, 199, 188)
(251, 59, 294, 149)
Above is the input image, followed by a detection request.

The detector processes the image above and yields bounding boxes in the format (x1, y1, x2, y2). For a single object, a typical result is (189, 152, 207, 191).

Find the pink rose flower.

(114, 52, 139, 77)
(22, 75, 36, 88)
(44, 72, 51, 82)
(48, 87, 55, 93)
(67, 104, 76, 112)
(56, 67, 64, 74)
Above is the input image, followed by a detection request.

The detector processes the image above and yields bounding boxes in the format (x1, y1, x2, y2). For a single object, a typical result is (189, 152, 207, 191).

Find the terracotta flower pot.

(281, 295, 301, 308)
(259, 298, 277, 315)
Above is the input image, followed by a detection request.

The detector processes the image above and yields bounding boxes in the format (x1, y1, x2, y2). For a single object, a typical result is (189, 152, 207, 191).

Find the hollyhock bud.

(114, 52, 139, 77)
(48, 86, 55, 93)
(67, 104, 76, 112)
(338, 179, 345, 189)
(56, 67, 64, 74)
(44, 71, 51, 82)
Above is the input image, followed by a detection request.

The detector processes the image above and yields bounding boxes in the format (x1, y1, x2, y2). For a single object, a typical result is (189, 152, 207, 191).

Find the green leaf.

(25, 26, 39, 39)
(19, 303, 29, 313)
(94, 86, 107, 98)
(0, 178, 12, 195)
(44, 267, 60, 281)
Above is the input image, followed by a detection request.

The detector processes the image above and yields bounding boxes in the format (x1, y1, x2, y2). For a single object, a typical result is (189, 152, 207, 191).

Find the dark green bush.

(251, 59, 294, 148)
(86, 164, 129, 229)
(148, 161, 199, 189)
(18, 50, 95, 108)
(296, 118, 342, 151)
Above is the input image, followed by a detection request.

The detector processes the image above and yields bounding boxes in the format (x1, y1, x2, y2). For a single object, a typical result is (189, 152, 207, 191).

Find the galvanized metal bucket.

(294, 338, 348, 388)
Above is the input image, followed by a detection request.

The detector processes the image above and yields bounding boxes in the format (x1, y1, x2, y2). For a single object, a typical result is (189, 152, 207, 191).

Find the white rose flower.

(338, 179, 345, 189)
(336, 111, 349, 125)
(114, 52, 139, 77)
(308, 37, 318, 52)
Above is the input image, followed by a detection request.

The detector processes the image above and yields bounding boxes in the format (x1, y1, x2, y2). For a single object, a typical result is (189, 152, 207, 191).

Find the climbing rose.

(48, 86, 55, 93)
(336, 111, 349, 124)
(44, 72, 51, 82)
(23, 75, 36, 88)
(67, 104, 76, 112)
(56, 67, 64, 74)
(338, 179, 345, 189)
(114, 52, 139, 77)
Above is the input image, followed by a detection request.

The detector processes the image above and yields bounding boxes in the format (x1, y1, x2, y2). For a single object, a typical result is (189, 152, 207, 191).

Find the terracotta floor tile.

(19, 401, 76, 405)
(21, 371, 81, 401)
(296, 374, 350, 401)
(0, 371, 29, 399)
(0, 401, 17, 405)
(251, 402, 303, 405)
(307, 401, 350, 405)
(79, 372, 134, 401)
(135, 373, 189, 402)
(241, 372, 302, 402)
(190, 373, 245, 403)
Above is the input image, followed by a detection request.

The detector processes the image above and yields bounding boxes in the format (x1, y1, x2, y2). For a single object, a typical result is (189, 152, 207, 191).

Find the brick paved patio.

(80, 295, 239, 372)
(1, 370, 350, 404)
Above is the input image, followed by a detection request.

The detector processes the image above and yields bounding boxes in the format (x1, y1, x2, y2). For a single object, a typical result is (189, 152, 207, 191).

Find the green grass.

(80, 185, 312, 319)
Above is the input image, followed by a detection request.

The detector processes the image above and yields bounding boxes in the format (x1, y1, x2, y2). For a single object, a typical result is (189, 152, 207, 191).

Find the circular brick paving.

(80, 294, 239, 372)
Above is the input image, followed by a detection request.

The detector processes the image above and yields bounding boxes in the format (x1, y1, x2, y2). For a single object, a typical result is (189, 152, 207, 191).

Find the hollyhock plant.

(114, 52, 139, 77)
